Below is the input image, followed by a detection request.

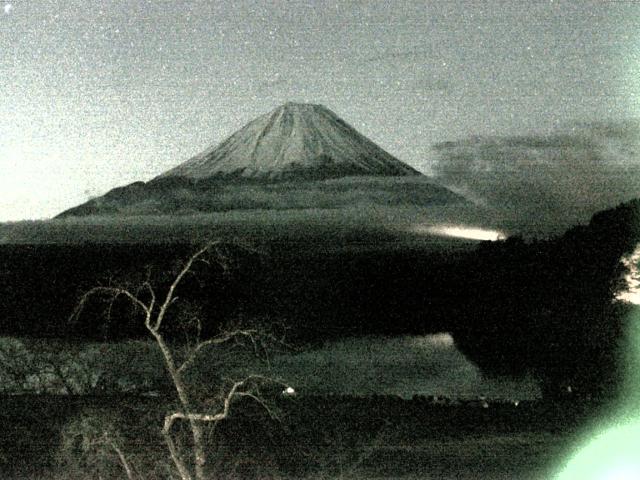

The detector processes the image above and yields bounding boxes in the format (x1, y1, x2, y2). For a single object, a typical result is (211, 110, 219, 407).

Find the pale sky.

(1, 0, 639, 221)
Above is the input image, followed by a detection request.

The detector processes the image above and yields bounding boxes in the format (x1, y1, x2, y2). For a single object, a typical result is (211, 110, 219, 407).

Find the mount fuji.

(57, 103, 466, 219)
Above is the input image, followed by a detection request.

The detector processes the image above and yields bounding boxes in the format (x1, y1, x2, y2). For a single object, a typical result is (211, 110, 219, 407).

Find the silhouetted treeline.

(0, 239, 464, 340)
(447, 199, 640, 400)
(0, 242, 261, 338)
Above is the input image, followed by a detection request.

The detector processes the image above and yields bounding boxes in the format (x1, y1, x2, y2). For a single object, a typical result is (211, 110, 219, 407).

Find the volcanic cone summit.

(158, 102, 421, 181)
(55, 103, 472, 220)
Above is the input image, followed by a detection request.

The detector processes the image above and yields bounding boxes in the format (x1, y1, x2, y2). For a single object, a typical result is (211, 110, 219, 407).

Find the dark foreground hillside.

(0, 394, 593, 479)
(1, 201, 638, 480)
(1, 199, 639, 400)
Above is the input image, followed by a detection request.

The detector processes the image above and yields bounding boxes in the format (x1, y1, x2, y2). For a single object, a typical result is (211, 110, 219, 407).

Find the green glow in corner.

(555, 245, 640, 479)
(555, 420, 640, 479)
(555, 311, 640, 479)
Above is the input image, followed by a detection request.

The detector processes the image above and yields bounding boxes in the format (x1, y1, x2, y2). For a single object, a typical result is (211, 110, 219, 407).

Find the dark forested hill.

(446, 199, 640, 399)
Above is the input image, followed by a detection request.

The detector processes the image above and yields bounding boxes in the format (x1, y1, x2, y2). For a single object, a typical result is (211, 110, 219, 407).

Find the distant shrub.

(0, 338, 167, 395)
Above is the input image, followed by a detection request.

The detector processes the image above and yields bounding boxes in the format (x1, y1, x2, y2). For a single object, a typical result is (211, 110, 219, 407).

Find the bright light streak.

(407, 333, 455, 348)
(412, 224, 506, 241)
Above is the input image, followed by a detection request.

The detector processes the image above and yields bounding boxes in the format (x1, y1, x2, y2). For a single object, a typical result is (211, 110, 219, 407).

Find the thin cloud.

(428, 120, 640, 235)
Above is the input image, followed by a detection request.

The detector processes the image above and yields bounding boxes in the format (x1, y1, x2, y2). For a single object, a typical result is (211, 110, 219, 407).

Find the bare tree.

(71, 241, 290, 480)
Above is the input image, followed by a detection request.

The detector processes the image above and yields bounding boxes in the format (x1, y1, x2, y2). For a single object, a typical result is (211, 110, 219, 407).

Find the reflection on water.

(271, 334, 540, 400)
(411, 224, 506, 241)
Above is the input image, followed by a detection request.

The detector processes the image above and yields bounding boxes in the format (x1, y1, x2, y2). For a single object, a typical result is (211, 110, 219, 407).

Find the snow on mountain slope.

(159, 102, 421, 180)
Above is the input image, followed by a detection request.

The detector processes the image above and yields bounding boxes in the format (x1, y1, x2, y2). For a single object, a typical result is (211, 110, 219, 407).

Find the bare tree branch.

(71, 240, 290, 480)
(177, 328, 260, 374)
(163, 375, 289, 434)
(154, 241, 220, 332)
(70, 286, 151, 324)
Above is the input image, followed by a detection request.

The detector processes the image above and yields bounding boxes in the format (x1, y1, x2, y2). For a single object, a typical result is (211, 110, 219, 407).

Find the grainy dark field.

(0, 394, 593, 479)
